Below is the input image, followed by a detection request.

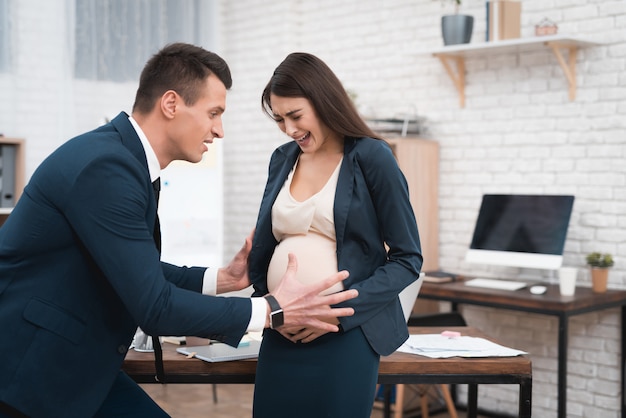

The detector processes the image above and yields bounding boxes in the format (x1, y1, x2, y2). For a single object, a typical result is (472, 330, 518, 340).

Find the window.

(74, 0, 213, 82)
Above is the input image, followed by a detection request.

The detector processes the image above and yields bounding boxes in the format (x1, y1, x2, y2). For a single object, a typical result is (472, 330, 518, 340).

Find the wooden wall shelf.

(420, 35, 602, 107)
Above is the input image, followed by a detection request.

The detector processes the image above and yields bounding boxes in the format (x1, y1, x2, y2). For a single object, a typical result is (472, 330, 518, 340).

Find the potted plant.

(586, 252, 614, 293)
(438, 0, 474, 46)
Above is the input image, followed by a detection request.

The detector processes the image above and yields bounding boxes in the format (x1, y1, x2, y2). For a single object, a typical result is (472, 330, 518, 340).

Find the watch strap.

(265, 294, 281, 312)
(264, 295, 284, 329)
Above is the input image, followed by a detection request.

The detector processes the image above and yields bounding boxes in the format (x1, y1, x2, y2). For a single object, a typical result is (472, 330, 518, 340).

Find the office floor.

(141, 383, 482, 418)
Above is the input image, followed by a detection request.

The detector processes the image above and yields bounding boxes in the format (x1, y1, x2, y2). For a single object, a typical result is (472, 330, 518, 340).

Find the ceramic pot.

(441, 14, 474, 46)
(590, 267, 609, 293)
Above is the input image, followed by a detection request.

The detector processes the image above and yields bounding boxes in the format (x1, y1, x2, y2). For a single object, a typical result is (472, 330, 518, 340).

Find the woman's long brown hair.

(262, 52, 380, 140)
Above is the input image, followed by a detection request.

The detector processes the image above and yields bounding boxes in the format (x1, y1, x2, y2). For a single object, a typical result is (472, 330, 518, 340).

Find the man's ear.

(160, 90, 178, 119)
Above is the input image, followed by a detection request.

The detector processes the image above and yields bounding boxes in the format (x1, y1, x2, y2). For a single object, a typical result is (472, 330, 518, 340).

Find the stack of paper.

(398, 334, 527, 358)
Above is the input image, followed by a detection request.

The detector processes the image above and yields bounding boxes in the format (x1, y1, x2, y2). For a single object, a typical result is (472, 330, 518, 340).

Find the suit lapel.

(259, 143, 300, 224)
(109, 112, 158, 235)
(110, 112, 150, 172)
(110, 111, 156, 202)
(334, 138, 357, 250)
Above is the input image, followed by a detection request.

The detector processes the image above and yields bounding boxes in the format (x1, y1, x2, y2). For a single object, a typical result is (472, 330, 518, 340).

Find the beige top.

(266, 159, 344, 295)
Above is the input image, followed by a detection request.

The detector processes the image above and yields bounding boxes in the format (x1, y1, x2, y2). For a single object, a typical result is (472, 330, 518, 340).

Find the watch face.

(271, 310, 284, 329)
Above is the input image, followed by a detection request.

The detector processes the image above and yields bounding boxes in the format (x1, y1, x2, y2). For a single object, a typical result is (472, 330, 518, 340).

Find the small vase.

(441, 14, 474, 46)
(590, 267, 609, 293)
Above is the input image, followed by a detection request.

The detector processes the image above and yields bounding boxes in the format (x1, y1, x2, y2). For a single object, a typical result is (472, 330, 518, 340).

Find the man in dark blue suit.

(0, 43, 357, 418)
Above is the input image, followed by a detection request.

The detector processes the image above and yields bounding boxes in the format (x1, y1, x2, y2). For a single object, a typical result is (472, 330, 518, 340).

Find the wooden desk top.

(382, 327, 530, 377)
(123, 327, 531, 383)
(420, 278, 626, 315)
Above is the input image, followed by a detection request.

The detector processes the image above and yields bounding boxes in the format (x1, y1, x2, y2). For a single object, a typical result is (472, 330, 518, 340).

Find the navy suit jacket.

(249, 137, 423, 356)
(0, 113, 251, 417)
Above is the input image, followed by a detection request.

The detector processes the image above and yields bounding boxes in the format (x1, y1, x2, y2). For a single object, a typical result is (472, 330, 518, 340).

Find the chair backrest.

(398, 272, 424, 322)
(407, 311, 468, 327)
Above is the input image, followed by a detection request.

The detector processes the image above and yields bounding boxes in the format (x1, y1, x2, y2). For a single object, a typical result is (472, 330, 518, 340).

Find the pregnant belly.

(267, 232, 343, 295)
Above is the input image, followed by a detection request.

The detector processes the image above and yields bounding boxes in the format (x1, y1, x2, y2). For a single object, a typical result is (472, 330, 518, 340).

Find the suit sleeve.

(62, 154, 251, 345)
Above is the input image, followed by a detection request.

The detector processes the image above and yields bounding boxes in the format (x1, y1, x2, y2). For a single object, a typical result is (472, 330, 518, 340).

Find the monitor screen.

(465, 194, 575, 270)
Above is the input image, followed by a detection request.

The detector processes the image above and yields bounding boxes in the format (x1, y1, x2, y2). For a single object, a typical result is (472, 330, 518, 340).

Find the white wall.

(219, 0, 626, 416)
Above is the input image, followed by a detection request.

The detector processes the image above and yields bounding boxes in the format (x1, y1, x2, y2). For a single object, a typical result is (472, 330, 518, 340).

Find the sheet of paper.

(397, 334, 527, 358)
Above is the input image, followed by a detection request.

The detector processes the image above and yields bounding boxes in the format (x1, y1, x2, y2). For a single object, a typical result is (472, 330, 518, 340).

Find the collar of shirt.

(128, 115, 161, 183)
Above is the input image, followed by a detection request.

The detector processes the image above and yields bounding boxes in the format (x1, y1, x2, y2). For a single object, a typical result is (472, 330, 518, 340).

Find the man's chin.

(187, 151, 206, 164)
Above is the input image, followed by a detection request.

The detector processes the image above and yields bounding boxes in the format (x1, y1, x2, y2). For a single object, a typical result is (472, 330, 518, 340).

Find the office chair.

(407, 311, 467, 328)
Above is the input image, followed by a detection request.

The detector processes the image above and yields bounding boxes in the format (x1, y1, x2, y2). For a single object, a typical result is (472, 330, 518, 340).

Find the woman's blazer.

(0, 112, 251, 417)
(249, 137, 423, 356)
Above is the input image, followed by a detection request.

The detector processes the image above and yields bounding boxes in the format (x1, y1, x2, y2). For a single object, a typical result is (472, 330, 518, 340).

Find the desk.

(420, 279, 626, 418)
(123, 326, 532, 418)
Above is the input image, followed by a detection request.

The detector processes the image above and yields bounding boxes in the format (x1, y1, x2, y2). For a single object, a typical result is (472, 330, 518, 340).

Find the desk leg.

(557, 314, 568, 418)
(622, 305, 625, 418)
(450, 302, 460, 406)
(520, 376, 532, 418)
(467, 383, 477, 418)
(383, 385, 392, 418)
(620, 305, 626, 418)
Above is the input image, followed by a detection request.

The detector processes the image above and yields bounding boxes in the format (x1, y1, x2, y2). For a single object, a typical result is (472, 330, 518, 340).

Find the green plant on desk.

(586, 252, 614, 268)
(586, 252, 614, 293)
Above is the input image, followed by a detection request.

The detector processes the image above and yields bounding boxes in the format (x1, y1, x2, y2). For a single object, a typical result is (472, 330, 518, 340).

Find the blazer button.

(118, 345, 128, 354)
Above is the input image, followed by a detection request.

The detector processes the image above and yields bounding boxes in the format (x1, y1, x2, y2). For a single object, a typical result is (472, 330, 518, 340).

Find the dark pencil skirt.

(253, 326, 379, 418)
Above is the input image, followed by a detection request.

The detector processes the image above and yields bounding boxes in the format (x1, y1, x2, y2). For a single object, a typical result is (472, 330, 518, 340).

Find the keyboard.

(464, 278, 527, 291)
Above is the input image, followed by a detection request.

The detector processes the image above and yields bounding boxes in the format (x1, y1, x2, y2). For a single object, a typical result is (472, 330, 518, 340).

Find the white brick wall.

(220, 0, 626, 416)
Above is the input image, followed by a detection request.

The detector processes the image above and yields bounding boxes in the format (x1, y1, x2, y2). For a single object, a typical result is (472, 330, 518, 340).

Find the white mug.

(559, 267, 578, 296)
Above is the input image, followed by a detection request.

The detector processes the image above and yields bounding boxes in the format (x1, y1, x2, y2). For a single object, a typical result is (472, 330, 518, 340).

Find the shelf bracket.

(434, 54, 466, 108)
(547, 42, 578, 101)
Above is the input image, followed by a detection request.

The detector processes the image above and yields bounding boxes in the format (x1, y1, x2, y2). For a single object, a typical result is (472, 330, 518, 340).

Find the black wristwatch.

(265, 295, 284, 329)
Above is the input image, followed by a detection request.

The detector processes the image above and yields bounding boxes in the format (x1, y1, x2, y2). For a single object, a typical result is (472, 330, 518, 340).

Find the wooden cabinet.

(0, 137, 25, 227)
(386, 136, 440, 315)
(386, 137, 439, 272)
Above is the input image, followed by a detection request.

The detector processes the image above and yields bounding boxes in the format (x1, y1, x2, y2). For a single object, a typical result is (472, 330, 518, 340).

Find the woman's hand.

(278, 320, 338, 344)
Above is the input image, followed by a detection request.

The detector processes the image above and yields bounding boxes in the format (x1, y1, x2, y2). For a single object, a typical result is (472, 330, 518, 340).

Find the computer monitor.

(465, 194, 575, 270)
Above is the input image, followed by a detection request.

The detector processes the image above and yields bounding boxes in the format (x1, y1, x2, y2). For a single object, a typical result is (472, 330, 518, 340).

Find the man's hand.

(267, 253, 357, 333)
(216, 229, 254, 294)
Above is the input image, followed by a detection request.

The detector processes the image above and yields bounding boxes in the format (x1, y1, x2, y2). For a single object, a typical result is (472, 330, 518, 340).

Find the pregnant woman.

(248, 52, 423, 418)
